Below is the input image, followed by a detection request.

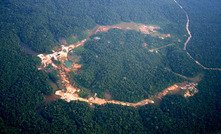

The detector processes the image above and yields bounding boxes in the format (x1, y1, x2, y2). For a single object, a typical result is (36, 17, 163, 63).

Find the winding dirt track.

(174, 0, 221, 71)
(39, 1, 220, 107)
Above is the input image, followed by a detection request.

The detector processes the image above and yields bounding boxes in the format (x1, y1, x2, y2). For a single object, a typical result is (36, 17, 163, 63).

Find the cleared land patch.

(38, 22, 202, 106)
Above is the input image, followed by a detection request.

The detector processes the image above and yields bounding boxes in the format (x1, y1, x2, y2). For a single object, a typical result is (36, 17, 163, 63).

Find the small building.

(94, 37, 101, 40)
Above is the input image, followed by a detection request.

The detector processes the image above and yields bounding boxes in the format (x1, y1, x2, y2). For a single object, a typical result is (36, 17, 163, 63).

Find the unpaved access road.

(174, 0, 221, 71)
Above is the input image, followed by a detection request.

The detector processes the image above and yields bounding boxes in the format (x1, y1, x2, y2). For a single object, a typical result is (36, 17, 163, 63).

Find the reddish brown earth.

(95, 26, 122, 33)
(120, 42, 124, 45)
(38, 22, 201, 108)
(143, 43, 148, 48)
(72, 63, 82, 70)
(55, 80, 199, 108)
(59, 38, 68, 45)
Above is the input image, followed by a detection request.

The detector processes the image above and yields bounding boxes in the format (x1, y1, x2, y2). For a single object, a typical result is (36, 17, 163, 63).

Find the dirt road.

(55, 80, 199, 108)
(38, 21, 202, 108)
(174, 0, 221, 71)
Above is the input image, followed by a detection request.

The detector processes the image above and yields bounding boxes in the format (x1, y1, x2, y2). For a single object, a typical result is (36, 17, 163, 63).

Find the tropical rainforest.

(72, 29, 187, 102)
(0, 0, 220, 133)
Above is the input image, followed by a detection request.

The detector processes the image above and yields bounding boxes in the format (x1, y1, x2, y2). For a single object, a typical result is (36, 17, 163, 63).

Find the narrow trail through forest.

(174, 0, 221, 71)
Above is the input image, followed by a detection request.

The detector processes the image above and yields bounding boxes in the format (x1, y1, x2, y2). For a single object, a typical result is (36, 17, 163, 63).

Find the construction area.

(37, 23, 200, 108)
(93, 22, 171, 40)
(55, 81, 198, 107)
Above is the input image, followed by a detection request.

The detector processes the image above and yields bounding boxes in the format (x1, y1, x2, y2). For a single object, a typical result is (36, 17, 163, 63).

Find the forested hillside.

(0, 0, 220, 133)
(72, 29, 186, 102)
(177, 0, 221, 67)
(0, 0, 186, 52)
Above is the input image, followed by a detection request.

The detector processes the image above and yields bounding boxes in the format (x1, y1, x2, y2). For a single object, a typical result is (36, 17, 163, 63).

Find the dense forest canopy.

(72, 29, 187, 102)
(177, 0, 221, 68)
(0, 0, 186, 52)
(0, 0, 220, 133)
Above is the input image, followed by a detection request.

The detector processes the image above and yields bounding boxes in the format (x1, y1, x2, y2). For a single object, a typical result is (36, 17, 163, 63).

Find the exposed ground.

(38, 22, 201, 107)
(91, 22, 171, 40)
(35, 0, 221, 110)
(55, 80, 199, 107)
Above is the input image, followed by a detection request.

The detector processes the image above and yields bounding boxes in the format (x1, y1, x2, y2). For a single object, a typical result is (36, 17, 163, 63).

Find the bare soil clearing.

(38, 22, 200, 107)
(55, 80, 199, 107)
(91, 22, 171, 40)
